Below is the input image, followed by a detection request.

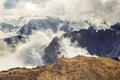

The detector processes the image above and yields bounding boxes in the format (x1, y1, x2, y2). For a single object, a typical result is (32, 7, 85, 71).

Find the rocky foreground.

(0, 56, 120, 80)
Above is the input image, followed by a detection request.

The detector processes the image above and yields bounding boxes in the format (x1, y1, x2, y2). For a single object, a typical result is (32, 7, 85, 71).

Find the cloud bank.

(0, 0, 120, 25)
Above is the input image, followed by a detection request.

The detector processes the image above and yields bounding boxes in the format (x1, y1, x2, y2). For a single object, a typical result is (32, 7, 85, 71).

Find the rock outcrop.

(4, 35, 27, 49)
(43, 23, 120, 64)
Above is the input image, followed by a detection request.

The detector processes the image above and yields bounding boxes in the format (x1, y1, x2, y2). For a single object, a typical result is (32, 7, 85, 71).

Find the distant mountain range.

(0, 22, 19, 33)
(18, 17, 74, 35)
(0, 17, 120, 70)
(0, 17, 109, 36)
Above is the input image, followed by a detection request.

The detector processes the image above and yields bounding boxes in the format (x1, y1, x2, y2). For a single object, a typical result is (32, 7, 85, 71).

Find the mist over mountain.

(18, 17, 74, 35)
(0, 0, 120, 76)
(0, 23, 18, 33)
(42, 23, 120, 64)
(0, 16, 119, 71)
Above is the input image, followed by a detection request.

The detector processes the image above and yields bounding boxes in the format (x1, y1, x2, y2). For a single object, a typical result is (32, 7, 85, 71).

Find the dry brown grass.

(0, 56, 120, 80)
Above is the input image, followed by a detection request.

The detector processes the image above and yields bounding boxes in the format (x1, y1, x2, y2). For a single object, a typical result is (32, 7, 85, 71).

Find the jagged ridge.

(43, 23, 120, 64)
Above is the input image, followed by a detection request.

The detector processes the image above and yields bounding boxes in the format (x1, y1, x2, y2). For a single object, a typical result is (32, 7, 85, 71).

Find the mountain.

(18, 17, 73, 35)
(0, 17, 120, 72)
(43, 37, 60, 64)
(0, 56, 120, 80)
(43, 23, 120, 64)
(0, 22, 19, 33)
(4, 35, 27, 48)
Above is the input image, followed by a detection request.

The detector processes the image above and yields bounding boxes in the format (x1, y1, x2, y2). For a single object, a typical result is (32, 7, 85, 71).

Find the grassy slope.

(0, 56, 120, 80)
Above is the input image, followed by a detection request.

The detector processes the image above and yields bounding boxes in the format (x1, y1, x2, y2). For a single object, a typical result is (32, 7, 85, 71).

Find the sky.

(0, 0, 120, 25)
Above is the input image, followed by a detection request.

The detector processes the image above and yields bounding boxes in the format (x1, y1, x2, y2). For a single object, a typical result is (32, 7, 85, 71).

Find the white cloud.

(0, 0, 5, 9)
(0, 0, 120, 25)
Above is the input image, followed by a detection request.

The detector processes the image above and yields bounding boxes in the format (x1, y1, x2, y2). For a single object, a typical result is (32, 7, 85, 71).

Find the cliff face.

(0, 56, 120, 80)
(43, 23, 120, 64)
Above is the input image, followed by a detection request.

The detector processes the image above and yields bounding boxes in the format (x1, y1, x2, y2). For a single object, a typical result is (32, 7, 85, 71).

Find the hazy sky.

(3, 0, 48, 9)
(0, 0, 120, 25)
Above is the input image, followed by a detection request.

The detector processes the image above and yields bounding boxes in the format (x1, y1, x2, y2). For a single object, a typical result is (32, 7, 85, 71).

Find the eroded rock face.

(43, 37, 61, 64)
(0, 56, 120, 80)
(63, 23, 120, 58)
(43, 23, 120, 64)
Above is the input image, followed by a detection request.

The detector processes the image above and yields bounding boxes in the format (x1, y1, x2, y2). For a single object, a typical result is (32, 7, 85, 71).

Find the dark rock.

(43, 37, 61, 64)
(111, 23, 120, 31)
(4, 35, 27, 48)
(44, 24, 120, 64)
